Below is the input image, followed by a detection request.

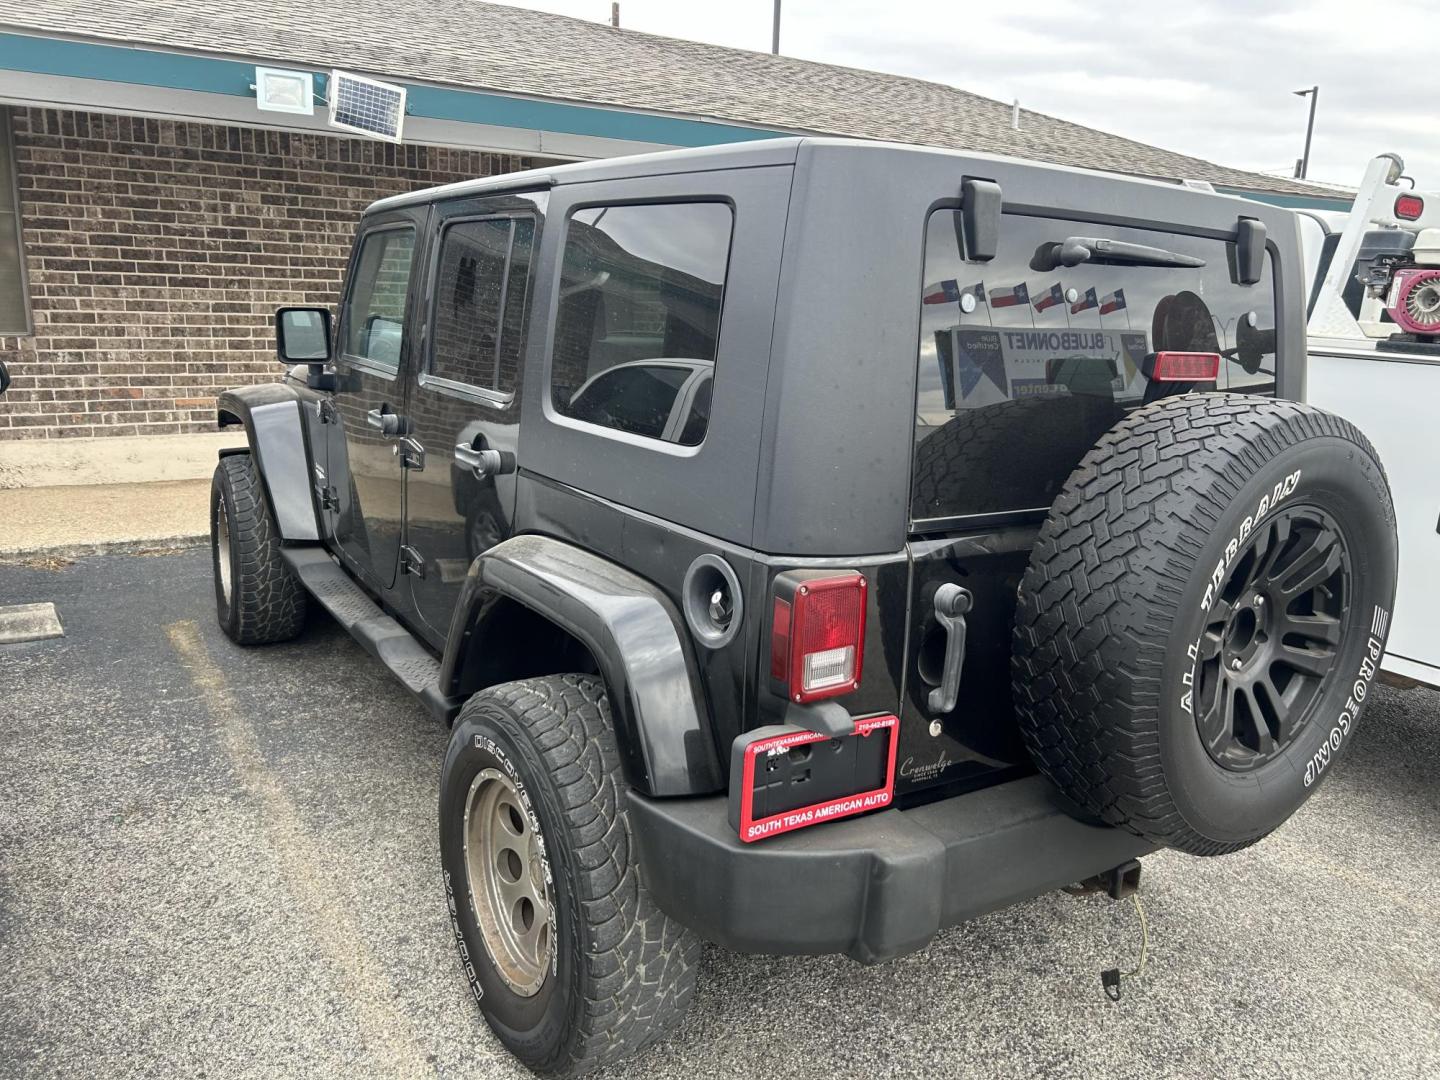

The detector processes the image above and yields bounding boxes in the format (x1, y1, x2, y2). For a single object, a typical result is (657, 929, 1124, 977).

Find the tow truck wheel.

(210, 454, 307, 645)
(439, 674, 700, 1077)
(1013, 394, 1398, 856)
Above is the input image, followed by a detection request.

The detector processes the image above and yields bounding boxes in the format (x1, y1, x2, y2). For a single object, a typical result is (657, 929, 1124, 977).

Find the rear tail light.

(1395, 194, 1425, 221)
(770, 571, 867, 703)
(1144, 351, 1221, 382)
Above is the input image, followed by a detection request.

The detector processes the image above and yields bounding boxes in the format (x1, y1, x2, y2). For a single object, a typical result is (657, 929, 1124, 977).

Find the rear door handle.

(455, 441, 515, 480)
(366, 406, 407, 437)
(927, 583, 974, 715)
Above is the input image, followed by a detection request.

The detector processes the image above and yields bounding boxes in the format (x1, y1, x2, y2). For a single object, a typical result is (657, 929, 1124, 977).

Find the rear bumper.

(628, 775, 1154, 964)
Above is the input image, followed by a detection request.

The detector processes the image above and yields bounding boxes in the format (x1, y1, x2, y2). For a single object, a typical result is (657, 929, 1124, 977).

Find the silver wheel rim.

(216, 498, 232, 605)
(463, 767, 554, 996)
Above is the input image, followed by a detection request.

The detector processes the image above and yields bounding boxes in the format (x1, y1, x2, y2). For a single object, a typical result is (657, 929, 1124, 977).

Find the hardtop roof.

(367, 136, 1269, 216)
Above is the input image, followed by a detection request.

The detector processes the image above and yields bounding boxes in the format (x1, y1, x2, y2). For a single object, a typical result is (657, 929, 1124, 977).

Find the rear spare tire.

(1012, 394, 1397, 855)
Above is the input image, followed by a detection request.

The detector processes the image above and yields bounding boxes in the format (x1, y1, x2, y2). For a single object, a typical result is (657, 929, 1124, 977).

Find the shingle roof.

(1, 0, 1334, 197)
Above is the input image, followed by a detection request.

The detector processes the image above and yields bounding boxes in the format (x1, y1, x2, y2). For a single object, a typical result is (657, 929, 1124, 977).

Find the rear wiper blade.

(1039, 237, 1206, 270)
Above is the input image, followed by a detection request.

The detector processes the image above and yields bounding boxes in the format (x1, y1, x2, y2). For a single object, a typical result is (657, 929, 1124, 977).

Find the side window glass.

(430, 216, 536, 396)
(550, 202, 732, 446)
(343, 227, 415, 369)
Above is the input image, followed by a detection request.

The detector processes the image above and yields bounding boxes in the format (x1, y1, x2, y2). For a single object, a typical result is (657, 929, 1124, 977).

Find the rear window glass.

(912, 211, 1277, 522)
(550, 202, 731, 447)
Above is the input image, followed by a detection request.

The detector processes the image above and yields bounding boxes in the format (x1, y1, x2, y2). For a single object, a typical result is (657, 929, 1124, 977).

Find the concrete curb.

(0, 478, 212, 556)
(0, 602, 65, 643)
(0, 535, 207, 560)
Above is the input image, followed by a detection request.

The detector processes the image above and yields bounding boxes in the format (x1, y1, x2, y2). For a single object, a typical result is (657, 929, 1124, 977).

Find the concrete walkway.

(0, 432, 243, 489)
(0, 479, 210, 555)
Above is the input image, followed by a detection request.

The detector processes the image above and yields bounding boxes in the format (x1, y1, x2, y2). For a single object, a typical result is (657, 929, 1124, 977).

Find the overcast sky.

(504, 0, 1439, 190)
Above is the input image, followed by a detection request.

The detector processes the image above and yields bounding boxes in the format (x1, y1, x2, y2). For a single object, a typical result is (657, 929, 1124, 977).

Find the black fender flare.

(441, 534, 722, 798)
(217, 383, 322, 542)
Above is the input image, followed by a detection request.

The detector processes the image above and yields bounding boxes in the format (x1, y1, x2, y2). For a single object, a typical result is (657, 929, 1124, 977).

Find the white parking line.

(165, 619, 433, 1078)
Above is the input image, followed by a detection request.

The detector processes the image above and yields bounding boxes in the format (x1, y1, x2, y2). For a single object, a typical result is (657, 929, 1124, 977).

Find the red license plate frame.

(737, 714, 899, 843)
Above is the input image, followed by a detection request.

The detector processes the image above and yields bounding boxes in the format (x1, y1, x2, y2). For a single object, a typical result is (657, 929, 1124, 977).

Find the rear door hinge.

(396, 437, 425, 471)
(400, 544, 425, 578)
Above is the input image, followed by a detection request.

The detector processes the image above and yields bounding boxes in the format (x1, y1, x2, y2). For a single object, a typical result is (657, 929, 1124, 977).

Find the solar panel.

(328, 70, 407, 143)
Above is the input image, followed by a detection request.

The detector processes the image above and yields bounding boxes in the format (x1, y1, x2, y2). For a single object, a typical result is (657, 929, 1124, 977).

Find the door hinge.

(396, 437, 425, 471)
(316, 399, 337, 424)
(318, 485, 339, 511)
(400, 544, 425, 578)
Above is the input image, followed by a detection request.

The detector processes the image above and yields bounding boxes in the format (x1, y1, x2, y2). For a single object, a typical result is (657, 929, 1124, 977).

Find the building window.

(429, 215, 536, 398)
(0, 110, 30, 335)
(550, 202, 731, 446)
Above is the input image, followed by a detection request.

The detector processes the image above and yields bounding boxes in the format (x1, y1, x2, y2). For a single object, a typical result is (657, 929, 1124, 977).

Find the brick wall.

(0, 107, 541, 440)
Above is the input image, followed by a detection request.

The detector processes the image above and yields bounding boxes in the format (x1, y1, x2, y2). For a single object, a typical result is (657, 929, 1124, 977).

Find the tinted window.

(344, 227, 415, 369)
(912, 211, 1277, 521)
(430, 216, 535, 396)
(551, 202, 732, 446)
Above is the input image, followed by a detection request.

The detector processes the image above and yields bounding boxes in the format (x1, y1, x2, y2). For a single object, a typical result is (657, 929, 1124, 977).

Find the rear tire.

(210, 454, 307, 645)
(1013, 394, 1397, 855)
(439, 674, 700, 1077)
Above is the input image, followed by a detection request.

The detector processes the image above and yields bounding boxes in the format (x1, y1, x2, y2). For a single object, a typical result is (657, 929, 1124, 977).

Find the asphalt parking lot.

(2, 547, 1438, 1080)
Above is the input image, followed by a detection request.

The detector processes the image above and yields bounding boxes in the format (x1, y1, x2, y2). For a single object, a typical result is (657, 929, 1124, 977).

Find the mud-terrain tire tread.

(458, 673, 700, 1076)
(213, 454, 307, 645)
(1012, 393, 1390, 857)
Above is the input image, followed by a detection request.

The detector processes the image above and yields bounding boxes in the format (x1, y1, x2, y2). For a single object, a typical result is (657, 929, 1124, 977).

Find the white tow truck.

(1301, 153, 1440, 689)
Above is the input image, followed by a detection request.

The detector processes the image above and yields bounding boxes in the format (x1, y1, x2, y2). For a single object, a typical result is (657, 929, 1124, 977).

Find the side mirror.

(0, 358, 10, 395)
(276, 307, 332, 364)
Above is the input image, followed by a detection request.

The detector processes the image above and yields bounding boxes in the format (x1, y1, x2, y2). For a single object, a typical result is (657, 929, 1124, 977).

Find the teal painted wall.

(1215, 185, 1353, 212)
(0, 31, 787, 148)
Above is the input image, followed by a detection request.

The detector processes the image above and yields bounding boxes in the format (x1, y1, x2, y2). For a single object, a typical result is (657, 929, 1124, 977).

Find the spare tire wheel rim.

(1192, 503, 1352, 772)
(463, 767, 554, 997)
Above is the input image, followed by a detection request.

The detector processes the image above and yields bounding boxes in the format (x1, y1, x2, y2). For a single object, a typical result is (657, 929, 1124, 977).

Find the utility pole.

(611, 2, 619, 28)
(1293, 86, 1318, 179)
(772, 0, 781, 54)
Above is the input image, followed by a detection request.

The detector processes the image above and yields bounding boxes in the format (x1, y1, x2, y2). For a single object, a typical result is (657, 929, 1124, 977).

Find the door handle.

(927, 583, 974, 715)
(366, 406, 407, 437)
(455, 441, 516, 480)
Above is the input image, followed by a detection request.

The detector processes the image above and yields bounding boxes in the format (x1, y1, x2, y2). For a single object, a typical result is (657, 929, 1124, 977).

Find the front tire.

(210, 454, 306, 645)
(439, 675, 700, 1077)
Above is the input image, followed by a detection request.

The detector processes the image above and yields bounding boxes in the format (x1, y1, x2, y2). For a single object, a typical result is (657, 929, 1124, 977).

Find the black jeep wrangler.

(211, 138, 1398, 1076)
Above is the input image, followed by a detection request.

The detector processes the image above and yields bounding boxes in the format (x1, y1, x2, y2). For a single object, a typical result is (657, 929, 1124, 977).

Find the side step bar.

(281, 546, 463, 723)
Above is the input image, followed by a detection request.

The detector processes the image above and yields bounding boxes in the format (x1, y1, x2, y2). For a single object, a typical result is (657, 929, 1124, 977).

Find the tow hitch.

(1065, 859, 1150, 1001)
(1066, 857, 1143, 901)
